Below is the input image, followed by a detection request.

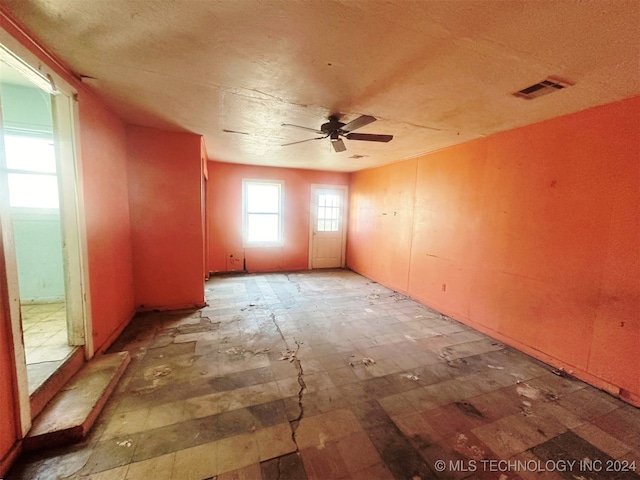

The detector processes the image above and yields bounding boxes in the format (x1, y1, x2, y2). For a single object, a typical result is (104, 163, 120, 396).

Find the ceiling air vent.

(513, 76, 573, 100)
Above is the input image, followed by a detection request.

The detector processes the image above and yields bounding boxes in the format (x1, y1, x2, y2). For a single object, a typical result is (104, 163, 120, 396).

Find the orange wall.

(127, 126, 205, 309)
(348, 96, 640, 405)
(207, 161, 349, 273)
(0, 234, 19, 475)
(79, 92, 136, 352)
(347, 159, 418, 293)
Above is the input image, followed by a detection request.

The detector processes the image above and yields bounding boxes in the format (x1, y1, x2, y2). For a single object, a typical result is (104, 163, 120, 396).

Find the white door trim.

(0, 124, 31, 436)
(308, 184, 348, 269)
(52, 94, 93, 357)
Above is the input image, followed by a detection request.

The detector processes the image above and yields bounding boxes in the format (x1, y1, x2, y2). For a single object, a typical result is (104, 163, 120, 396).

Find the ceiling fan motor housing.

(321, 116, 346, 136)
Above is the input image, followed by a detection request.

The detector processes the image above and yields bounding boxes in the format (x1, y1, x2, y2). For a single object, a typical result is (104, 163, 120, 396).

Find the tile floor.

(21, 302, 76, 394)
(8, 270, 640, 479)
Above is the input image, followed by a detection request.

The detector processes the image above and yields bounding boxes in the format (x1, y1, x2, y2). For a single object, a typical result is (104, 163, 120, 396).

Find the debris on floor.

(225, 346, 245, 355)
(516, 382, 541, 400)
(552, 367, 574, 377)
(446, 358, 467, 368)
(240, 302, 258, 311)
(367, 293, 380, 300)
(521, 400, 533, 416)
(454, 433, 486, 461)
(545, 392, 559, 402)
(438, 348, 452, 361)
(279, 349, 297, 362)
(350, 357, 377, 367)
(403, 373, 420, 381)
(487, 364, 505, 370)
(145, 365, 172, 379)
(116, 440, 132, 448)
(253, 347, 270, 355)
(439, 347, 469, 368)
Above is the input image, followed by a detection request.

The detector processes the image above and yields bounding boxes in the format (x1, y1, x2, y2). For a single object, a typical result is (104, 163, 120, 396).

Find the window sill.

(243, 242, 283, 248)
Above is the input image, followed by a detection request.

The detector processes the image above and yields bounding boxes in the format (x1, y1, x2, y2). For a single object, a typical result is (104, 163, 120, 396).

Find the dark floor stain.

(214, 408, 259, 439)
(360, 376, 399, 398)
(530, 430, 640, 480)
(207, 366, 276, 392)
(176, 317, 219, 334)
(261, 451, 308, 479)
(248, 399, 288, 428)
(454, 400, 484, 419)
(366, 417, 436, 479)
(132, 416, 216, 463)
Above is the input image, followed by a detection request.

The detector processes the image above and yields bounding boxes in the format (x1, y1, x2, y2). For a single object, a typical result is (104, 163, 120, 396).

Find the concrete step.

(24, 351, 130, 451)
(30, 347, 85, 420)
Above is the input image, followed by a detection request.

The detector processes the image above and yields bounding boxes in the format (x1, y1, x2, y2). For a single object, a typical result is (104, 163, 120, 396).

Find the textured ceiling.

(1, 0, 639, 172)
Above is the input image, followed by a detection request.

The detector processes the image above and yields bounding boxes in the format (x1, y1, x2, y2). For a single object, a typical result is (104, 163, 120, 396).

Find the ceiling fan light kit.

(282, 114, 393, 152)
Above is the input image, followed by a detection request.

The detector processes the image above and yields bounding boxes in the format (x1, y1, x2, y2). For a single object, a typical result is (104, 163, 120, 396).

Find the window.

(5, 133, 59, 209)
(243, 179, 284, 246)
(317, 193, 340, 232)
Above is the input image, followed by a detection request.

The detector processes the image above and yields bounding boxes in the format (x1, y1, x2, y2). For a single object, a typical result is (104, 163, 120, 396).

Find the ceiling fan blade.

(281, 136, 326, 146)
(332, 138, 347, 152)
(281, 123, 324, 135)
(341, 115, 376, 133)
(346, 133, 393, 142)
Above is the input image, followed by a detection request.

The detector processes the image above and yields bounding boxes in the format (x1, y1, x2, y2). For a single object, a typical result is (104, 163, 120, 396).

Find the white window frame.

(5, 131, 59, 209)
(242, 178, 284, 247)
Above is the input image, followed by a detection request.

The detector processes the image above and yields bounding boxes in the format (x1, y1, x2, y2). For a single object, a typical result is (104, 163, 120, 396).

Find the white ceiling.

(2, 0, 639, 172)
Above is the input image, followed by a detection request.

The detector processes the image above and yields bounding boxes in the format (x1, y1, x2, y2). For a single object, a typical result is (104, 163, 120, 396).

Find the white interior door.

(309, 185, 347, 269)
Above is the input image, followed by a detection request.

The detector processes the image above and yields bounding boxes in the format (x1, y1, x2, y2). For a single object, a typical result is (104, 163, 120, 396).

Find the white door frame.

(0, 125, 30, 435)
(52, 94, 92, 353)
(308, 184, 348, 269)
(0, 27, 91, 435)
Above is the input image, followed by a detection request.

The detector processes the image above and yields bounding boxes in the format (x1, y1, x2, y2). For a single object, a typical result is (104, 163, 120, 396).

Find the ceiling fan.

(281, 114, 393, 152)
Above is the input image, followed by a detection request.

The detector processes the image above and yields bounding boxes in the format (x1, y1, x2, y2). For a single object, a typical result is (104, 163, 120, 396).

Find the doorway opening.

(3, 130, 73, 394)
(0, 39, 88, 418)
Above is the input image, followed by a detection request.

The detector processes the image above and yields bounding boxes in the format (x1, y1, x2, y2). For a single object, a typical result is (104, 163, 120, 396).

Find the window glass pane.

(247, 183, 279, 213)
(317, 193, 340, 231)
(8, 173, 59, 208)
(5, 135, 56, 173)
(247, 214, 278, 242)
